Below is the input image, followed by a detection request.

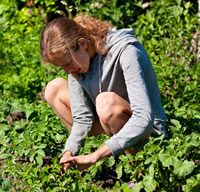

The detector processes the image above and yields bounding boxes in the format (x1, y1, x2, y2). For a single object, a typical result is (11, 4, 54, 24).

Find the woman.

(40, 15, 168, 172)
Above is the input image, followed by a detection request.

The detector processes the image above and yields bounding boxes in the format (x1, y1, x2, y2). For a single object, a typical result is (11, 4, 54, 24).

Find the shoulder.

(119, 43, 151, 73)
(120, 43, 145, 63)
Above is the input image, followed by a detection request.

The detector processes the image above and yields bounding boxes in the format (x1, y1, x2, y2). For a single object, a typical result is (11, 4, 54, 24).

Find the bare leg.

(96, 92, 152, 155)
(45, 77, 73, 131)
(45, 77, 104, 135)
(96, 92, 131, 136)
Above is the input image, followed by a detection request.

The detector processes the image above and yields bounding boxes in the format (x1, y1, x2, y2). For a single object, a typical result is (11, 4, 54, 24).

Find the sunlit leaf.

(174, 160, 195, 178)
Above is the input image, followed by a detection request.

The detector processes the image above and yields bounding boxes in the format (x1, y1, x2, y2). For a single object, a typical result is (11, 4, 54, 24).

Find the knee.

(96, 92, 118, 123)
(45, 77, 67, 104)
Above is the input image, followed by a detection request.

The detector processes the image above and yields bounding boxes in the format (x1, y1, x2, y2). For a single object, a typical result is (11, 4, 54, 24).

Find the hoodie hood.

(106, 28, 137, 50)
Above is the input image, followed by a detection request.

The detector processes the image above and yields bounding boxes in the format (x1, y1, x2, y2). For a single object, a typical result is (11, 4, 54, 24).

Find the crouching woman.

(40, 14, 168, 172)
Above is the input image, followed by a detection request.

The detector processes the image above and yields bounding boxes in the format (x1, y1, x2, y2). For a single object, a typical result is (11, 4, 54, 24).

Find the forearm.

(61, 144, 112, 171)
(92, 144, 112, 163)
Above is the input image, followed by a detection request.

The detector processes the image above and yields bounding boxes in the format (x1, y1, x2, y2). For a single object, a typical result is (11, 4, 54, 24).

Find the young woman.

(40, 15, 168, 172)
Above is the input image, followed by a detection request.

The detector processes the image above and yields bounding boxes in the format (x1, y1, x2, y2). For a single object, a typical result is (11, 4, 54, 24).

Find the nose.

(63, 65, 72, 74)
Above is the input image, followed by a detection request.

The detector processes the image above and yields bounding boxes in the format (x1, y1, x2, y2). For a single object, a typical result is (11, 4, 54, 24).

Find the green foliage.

(0, 0, 199, 191)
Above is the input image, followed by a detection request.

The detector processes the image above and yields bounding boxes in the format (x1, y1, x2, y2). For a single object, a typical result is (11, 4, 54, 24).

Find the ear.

(77, 38, 88, 50)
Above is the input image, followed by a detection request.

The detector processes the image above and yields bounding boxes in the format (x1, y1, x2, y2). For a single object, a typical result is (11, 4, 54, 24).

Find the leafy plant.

(0, 0, 199, 191)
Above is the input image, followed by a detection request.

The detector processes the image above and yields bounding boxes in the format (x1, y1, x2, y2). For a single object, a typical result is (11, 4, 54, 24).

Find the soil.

(6, 110, 27, 125)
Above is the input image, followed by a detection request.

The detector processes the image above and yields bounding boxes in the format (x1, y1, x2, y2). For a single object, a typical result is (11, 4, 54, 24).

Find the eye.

(65, 55, 72, 66)
(58, 57, 72, 68)
(65, 58, 72, 66)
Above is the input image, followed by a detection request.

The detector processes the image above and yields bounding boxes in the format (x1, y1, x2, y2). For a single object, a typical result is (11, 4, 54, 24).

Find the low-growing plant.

(0, 0, 199, 191)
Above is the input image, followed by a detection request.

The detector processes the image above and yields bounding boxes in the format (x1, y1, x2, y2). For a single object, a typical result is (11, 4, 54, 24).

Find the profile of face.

(49, 38, 92, 74)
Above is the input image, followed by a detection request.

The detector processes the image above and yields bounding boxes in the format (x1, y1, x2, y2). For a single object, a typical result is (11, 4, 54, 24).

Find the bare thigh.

(89, 115, 105, 136)
(45, 77, 105, 136)
(95, 92, 153, 155)
(96, 92, 132, 136)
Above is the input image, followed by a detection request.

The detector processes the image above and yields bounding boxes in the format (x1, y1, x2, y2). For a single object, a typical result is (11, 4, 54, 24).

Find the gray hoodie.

(64, 28, 168, 156)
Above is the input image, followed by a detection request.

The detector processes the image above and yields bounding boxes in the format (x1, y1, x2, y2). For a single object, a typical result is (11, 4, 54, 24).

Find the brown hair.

(40, 14, 113, 65)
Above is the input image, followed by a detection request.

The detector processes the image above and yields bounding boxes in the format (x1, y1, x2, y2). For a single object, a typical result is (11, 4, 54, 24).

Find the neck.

(87, 43, 96, 59)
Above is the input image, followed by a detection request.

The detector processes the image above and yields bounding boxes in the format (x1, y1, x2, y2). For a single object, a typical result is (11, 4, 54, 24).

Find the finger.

(60, 164, 68, 176)
(59, 156, 68, 164)
(60, 156, 75, 164)
(60, 167, 64, 176)
(59, 155, 72, 164)
(63, 162, 73, 171)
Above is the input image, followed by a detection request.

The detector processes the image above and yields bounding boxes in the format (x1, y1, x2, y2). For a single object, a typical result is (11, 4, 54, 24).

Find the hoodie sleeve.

(63, 74, 94, 155)
(105, 44, 154, 156)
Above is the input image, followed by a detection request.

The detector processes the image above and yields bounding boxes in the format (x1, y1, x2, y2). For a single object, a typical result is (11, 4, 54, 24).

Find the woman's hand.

(72, 153, 98, 171)
(59, 153, 97, 172)
(59, 145, 112, 172)
(59, 151, 74, 174)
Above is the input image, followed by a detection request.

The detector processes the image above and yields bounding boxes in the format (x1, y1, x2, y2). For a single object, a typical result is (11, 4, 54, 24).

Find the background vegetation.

(0, 0, 200, 191)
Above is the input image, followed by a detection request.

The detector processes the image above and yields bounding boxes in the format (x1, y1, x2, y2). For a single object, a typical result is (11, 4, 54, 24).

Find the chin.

(71, 73, 78, 78)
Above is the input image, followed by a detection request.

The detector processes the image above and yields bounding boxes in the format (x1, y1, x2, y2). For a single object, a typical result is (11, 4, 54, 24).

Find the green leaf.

(170, 119, 181, 129)
(0, 153, 11, 159)
(131, 181, 144, 192)
(36, 155, 43, 166)
(105, 156, 115, 167)
(182, 174, 200, 192)
(159, 152, 180, 167)
(83, 173, 92, 181)
(116, 164, 123, 179)
(0, 130, 5, 141)
(148, 164, 155, 177)
(2, 180, 12, 191)
(143, 175, 157, 192)
(41, 175, 49, 185)
(37, 149, 45, 157)
(55, 133, 65, 142)
(29, 151, 36, 162)
(135, 151, 144, 160)
(88, 164, 98, 177)
(144, 155, 158, 164)
(184, 2, 191, 9)
(174, 160, 195, 178)
(121, 183, 130, 191)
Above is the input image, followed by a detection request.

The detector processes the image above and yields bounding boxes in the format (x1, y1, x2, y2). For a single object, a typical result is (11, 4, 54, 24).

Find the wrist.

(92, 144, 112, 163)
(63, 150, 73, 156)
(92, 150, 100, 163)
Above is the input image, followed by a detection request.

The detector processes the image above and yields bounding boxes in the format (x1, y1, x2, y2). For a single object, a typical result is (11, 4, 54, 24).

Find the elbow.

(149, 109, 154, 124)
(148, 116, 154, 129)
(140, 107, 154, 130)
(144, 109, 154, 132)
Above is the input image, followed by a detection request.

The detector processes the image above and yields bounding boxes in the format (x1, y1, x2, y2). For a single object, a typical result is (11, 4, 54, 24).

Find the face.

(49, 38, 91, 74)
(67, 44, 90, 74)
